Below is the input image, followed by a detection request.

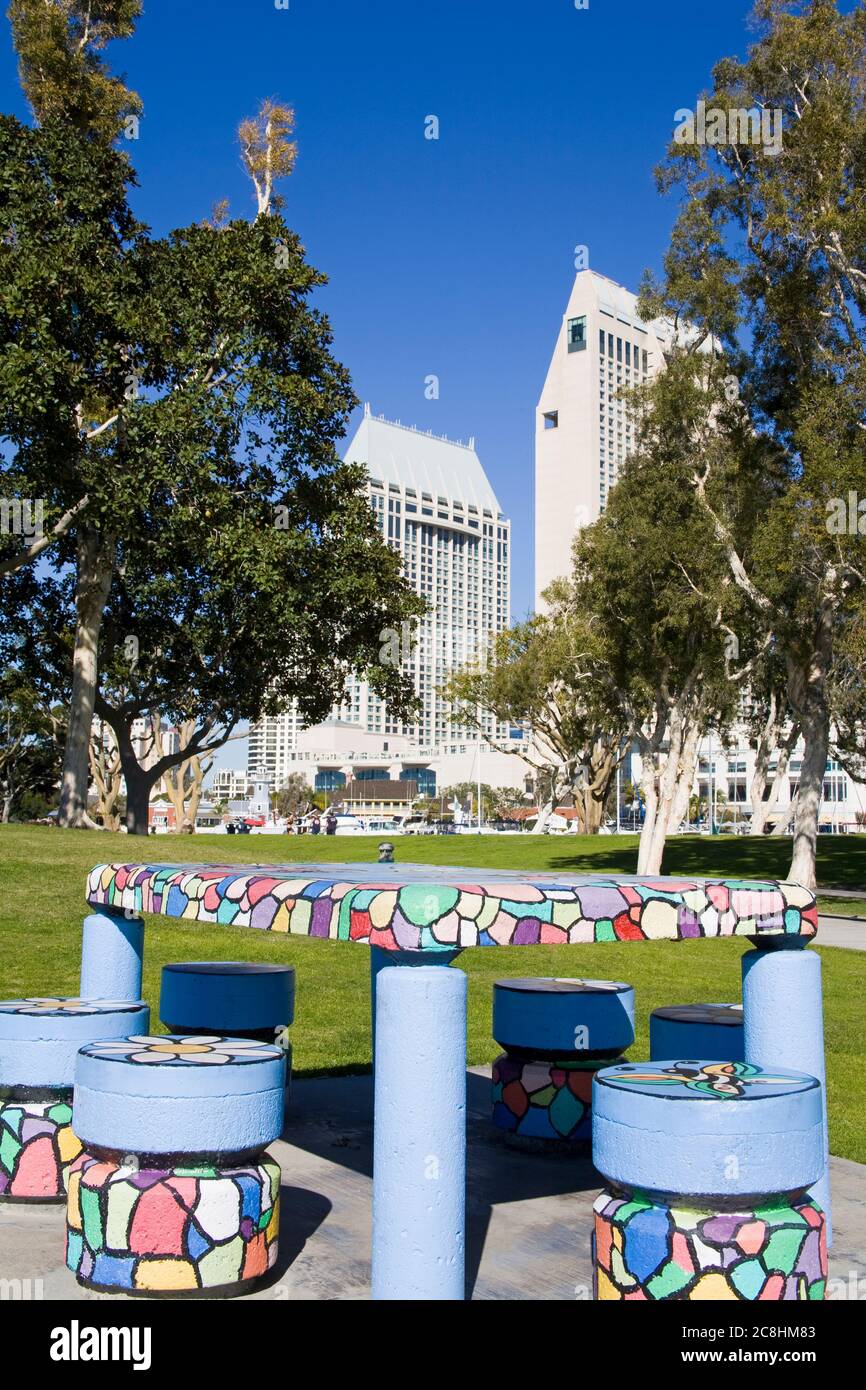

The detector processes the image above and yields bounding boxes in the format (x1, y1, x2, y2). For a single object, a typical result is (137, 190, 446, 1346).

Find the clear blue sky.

(1, 0, 769, 768)
(1, 0, 767, 615)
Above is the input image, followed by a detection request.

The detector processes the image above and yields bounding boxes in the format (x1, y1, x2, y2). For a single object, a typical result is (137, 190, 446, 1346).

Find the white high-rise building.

(247, 705, 302, 785)
(210, 768, 251, 801)
(250, 407, 512, 786)
(534, 269, 677, 607)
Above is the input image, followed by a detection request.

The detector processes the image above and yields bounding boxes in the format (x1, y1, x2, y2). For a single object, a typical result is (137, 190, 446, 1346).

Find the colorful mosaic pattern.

(608, 1060, 798, 1100)
(0, 1094, 82, 1201)
(81, 1035, 283, 1066)
(66, 1153, 280, 1294)
(86, 865, 818, 950)
(492, 1054, 613, 1142)
(593, 1188, 827, 1301)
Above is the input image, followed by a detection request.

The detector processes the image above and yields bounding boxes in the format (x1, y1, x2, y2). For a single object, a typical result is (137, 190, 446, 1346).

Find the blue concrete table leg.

(372, 962, 467, 1300)
(80, 910, 144, 1002)
(369, 946, 461, 1049)
(742, 939, 831, 1243)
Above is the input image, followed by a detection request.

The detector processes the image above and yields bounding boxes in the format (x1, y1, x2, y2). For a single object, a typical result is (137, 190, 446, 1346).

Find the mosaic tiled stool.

(592, 1060, 827, 1301)
(66, 1034, 286, 1296)
(160, 963, 295, 1099)
(491, 978, 635, 1146)
(0, 998, 149, 1203)
(650, 1003, 744, 1063)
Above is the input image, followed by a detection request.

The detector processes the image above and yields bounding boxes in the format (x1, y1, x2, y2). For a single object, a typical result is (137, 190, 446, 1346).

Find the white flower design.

(86, 1035, 281, 1065)
(0, 998, 141, 1015)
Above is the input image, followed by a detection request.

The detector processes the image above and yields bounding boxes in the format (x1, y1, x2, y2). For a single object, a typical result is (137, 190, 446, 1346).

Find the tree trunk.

(638, 703, 691, 875)
(109, 713, 160, 837)
(160, 719, 213, 833)
(670, 722, 700, 831)
(57, 529, 114, 828)
(749, 700, 774, 836)
(646, 734, 682, 873)
(789, 707, 829, 888)
(749, 698, 798, 836)
(636, 754, 660, 873)
(580, 740, 617, 834)
(123, 761, 158, 837)
(786, 608, 833, 889)
(533, 796, 555, 834)
(89, 721, 123, 831)
(753, 741, 796, 836)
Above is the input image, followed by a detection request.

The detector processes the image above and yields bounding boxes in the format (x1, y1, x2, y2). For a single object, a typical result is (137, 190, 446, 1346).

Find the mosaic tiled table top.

(86, 864, 818, 951)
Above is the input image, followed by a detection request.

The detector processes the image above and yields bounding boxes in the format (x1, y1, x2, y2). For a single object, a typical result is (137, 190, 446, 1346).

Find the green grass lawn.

(2, 824, 864, 1162)
(817, 898, 866, 917)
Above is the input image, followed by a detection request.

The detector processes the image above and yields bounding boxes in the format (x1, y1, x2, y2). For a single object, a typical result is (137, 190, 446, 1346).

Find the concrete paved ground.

(817, 914, 866, 950)
(2, 1068, 865, 1301)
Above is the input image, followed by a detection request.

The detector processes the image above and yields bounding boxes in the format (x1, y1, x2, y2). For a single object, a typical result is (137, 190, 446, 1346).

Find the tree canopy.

(0, 2, 425, 831)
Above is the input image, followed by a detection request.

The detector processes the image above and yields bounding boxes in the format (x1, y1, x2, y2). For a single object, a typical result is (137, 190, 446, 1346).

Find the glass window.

(567, 316, 587, 352)
(642, 349, 648, 373)
(314, 770, 346, 792)
(608, 333, 614, 358)
(617, 338, 622, 362)
(599, 328, 605, 355)
(401, 767, 436, 797)
(542, 410, 558, 430)
(626, 342, 631, 367)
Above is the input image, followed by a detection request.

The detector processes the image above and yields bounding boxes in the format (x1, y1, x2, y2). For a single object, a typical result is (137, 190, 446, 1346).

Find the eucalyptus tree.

(444, 589, 629, 834)
(572, 346, 763, 874)
(642, 0, 866, 886)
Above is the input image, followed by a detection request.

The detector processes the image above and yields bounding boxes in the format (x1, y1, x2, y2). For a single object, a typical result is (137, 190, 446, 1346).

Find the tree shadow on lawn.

(550, 836, 866, 889)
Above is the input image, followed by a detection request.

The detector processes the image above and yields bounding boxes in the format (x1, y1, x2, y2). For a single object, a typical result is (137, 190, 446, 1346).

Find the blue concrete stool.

(0, 998, 149, 1203)
(592, 1060, 827, 1301)
(160, 963, 295, 1098)
(650, 1003, 744, 1063)
(66, 1034, 286, 1296)
(491, 978, 635, 1145)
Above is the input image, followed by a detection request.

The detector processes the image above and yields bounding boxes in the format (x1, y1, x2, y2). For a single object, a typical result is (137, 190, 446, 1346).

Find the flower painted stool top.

(72, 1035, 287, 1159)
(0, 999, 150, 1089)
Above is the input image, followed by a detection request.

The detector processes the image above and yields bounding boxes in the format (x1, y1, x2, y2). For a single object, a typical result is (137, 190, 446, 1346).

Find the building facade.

(211, 768, 252, 801)
(693, 739, 865, 833)
(534, 269, 677, 606)
(267, 719, 532, 808)
(249, 407, 515, 788)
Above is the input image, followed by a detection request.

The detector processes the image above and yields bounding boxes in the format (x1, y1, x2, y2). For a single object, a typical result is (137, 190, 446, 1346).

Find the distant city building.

(247, 707, 302, 787)
(267, 719, 532, 808)
(147, 797, 221, 832)
(211, 768, 252, 801)
(130, 718, 180, 773)
(249, 406, 515, 787)
(688, 741, 866, 833)
(535, 269, 687, 606)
